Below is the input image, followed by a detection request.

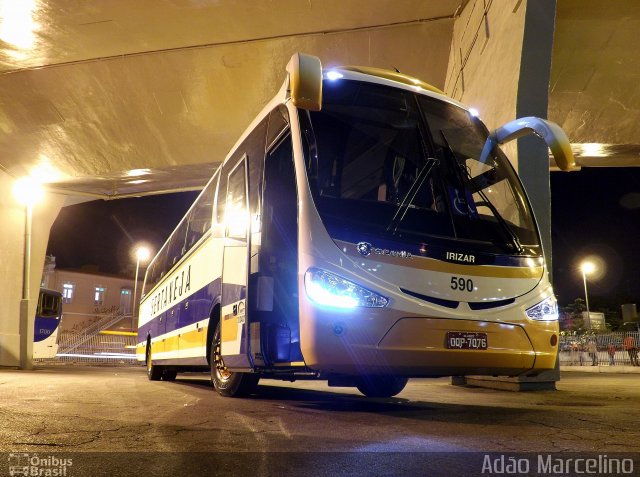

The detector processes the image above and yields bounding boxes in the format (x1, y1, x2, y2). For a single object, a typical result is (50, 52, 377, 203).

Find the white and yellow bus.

(137, 53, 575, 397)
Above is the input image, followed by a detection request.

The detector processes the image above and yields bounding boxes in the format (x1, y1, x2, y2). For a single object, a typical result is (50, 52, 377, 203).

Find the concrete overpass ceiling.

(550, 0, 640, 168)
(0, 0, 460, 199)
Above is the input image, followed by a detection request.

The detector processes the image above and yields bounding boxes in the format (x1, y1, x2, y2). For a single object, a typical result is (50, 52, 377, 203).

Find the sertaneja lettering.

(148, 264, 193, 318)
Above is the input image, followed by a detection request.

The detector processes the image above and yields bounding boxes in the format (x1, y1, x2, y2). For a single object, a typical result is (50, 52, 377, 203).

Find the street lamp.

(132, 245, 151, 330)
(13, 177, 44, 370)
(581, 261, 596, 327)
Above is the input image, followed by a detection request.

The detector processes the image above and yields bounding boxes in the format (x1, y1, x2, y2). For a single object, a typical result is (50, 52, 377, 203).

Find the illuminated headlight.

(304, 268, 388, 309)
(526, 296, 558, 321)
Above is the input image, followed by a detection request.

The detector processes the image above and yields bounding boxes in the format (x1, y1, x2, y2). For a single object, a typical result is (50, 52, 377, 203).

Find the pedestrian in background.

(587, 339, 598, 366)
(607, 342, 616, 366)
(624, 334, 639, 366)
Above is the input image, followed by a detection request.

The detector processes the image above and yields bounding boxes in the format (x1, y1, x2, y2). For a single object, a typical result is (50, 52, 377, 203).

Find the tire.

(210, 321, 259, 397)
(356, 375, 408, 398)
(146, 344, 163, 381)
(162, 369, 178, 381)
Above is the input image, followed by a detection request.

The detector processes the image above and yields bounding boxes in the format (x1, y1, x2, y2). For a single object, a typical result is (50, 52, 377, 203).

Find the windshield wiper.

(440, 130, 524, 254)
(385, 157, 439, 235)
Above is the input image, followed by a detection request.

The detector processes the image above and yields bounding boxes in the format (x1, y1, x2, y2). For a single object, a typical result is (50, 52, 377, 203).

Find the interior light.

(469, 108, 480, 118)
(326, 71, 343, 81)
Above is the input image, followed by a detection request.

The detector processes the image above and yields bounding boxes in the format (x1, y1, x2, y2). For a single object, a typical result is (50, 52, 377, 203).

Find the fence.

(559, 331, 640, 367)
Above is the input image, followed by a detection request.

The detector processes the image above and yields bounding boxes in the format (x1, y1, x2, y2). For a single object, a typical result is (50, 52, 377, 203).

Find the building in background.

(41, 256, 141, 333)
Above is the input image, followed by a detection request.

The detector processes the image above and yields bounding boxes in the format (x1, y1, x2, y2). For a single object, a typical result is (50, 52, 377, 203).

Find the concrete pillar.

(0, 170, 65, 367)
(445, 0, 559, 390)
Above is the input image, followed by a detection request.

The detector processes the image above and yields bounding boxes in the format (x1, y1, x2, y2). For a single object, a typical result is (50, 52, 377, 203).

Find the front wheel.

(356, 375, 408, 398)
(210, 322, 259, 397)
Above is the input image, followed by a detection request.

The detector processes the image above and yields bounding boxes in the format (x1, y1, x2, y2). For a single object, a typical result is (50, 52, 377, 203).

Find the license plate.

(446, 331, 488, 350)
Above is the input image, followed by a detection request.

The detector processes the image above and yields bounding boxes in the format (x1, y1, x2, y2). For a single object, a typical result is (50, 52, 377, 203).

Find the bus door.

(220, 156, 252, 368)
(261, 131, 302, 363)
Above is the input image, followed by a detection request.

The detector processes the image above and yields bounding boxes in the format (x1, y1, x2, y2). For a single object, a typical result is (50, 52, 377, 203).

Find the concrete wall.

(444, 0, 527, 134)
(0, 171, 65, 367)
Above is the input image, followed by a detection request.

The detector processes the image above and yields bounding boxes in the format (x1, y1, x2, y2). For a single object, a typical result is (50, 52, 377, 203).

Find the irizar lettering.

(446, 251, 475, 263)
(151, 265, 192, 315)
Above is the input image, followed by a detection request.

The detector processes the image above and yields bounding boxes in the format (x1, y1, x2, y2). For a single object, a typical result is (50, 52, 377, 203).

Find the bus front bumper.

(299, 309, 558, 377)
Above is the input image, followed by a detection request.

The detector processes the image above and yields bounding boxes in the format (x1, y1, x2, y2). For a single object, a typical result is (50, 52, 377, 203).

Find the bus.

(137, 53, 575, 397)
(33, 288, 63, 359)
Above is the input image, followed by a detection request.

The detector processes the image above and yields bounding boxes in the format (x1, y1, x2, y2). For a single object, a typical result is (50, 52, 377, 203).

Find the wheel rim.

(146, 349, 152, 376)
(214, 334, 232, 382)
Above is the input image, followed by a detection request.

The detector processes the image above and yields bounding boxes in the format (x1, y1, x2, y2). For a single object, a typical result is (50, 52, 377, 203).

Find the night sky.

(47, 168, 640, 309)
(47, 191, 198, 277)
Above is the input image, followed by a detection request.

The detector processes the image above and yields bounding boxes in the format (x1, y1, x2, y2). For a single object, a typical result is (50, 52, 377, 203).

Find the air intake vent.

(468, 298, 516, 310)
(400, 288, 459, 309)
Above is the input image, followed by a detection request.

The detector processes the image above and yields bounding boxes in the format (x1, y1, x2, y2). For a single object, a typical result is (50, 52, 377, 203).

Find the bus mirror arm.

(480, 117, 578, 172)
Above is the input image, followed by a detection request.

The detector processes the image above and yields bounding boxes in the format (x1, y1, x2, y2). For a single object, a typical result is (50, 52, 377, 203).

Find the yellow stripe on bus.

(221, 314, 238, 342)
(99, 330, 138, 336)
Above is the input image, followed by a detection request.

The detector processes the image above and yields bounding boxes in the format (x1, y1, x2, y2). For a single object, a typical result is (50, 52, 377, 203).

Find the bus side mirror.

(286, 53, 323, 111)
(480, 117, 577, 171)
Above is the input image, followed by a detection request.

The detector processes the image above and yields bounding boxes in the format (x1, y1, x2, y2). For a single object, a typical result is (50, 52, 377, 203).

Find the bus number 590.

(450, 276, 474, 292)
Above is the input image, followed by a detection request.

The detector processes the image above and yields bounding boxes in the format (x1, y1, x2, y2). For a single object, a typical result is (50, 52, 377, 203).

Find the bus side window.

(186, 177, 216, 247)
(225, 158, 248, 239)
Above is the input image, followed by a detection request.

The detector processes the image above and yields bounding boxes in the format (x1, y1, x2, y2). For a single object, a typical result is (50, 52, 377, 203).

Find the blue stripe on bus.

(137, 279, 247, 343)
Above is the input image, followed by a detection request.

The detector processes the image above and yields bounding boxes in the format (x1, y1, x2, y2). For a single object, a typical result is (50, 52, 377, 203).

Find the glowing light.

(469, 108, 480, 117)
(304, 268, 388, 309)
(127, 179, 148, 185)
(580, 261, 596, 275)
(13, 176, 44, 206)
(526, 296, 558, 321)
(579, 143, 608, 157)
(127, 168, 152, 177)
(56, 353, 136, 360)
(226, 205, 248, 238)
(135, 246, 151, 262)
(0, 0, 39, 54)
(30, 156, 66, 183)
(326, 71, 343, 81)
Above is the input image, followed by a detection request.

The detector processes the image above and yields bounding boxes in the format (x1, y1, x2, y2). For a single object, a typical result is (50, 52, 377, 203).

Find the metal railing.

(34, 308, 141, 365)
(57, 309, 131, 355)
(54, 332, 138, 364)
(559, 331, 640, 367)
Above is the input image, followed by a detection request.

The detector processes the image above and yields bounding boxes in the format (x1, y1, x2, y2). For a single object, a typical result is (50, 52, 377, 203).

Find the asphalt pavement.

(0, 365, 638, 476)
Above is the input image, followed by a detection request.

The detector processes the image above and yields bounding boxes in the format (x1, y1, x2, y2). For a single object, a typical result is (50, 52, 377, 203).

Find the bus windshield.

(306, 79, 540, 255)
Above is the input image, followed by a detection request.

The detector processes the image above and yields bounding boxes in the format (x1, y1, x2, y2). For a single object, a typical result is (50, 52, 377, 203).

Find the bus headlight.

(304, 268, 389, 309)
(525, 296, 558, 321)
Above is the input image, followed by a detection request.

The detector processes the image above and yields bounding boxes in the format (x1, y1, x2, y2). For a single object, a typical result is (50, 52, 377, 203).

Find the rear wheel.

(162, 369, 177, 381)
(146, 344, 163, 381)
(210, 322, 259, 397)
(356, 375, 408, 398)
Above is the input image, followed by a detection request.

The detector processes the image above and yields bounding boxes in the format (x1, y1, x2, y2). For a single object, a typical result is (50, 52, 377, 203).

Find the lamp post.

(13, 177, 44, 370)
(132, 245, 150, 330)
(581, 261, 596, 328)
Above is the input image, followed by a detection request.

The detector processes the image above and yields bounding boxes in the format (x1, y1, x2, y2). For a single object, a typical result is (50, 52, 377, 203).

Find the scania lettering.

(136, 53, 575, 397)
